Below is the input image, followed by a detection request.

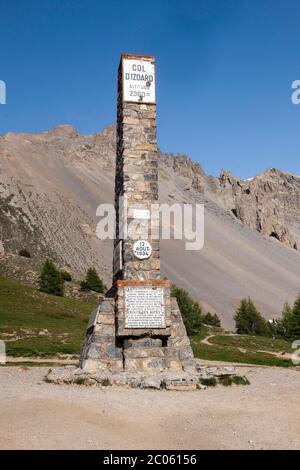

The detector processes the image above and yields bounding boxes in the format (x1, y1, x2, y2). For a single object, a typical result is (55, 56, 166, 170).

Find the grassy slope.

(191, 327, 293, 367)
(0, 276, 95, 357)
(0, 276, 294, 367)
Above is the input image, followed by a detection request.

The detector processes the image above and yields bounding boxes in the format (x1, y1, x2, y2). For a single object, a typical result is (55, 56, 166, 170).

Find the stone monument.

(79, 54, 197, 389)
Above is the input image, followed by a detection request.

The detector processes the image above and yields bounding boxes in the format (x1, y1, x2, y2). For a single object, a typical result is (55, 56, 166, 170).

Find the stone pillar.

(79, 54, 197, 388)
(114, 54, 160, 283)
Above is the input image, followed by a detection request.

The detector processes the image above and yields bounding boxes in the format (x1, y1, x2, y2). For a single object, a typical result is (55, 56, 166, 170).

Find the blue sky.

(1, 0, 300, 179)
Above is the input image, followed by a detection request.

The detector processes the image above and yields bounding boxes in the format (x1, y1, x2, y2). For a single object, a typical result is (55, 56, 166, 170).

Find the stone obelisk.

(80, 54, 197, 388)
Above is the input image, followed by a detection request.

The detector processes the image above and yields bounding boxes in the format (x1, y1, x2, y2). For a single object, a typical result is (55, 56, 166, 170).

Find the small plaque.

(133, 209, 150, 220)
(133, 240, 152, 259)
(122, 57, 156, 103)
(125, 287, 165, 328)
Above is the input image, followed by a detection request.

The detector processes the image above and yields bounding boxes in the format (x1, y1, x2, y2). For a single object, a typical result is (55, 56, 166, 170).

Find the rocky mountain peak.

(47, 124, 79, 137)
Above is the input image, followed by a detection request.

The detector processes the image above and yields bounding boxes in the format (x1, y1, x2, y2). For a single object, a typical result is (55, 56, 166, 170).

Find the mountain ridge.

(1, 124, 300, 327)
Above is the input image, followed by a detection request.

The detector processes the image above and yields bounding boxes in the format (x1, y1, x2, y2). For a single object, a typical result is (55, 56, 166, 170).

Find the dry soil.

(0, 364, 299, 450)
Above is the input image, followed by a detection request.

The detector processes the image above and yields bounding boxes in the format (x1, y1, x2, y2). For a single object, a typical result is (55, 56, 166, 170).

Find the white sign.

(123, 57, 156, 103)
(133, 240, 152, 259)
(125, 287, 165, 328)
(133, 209, 150, 220)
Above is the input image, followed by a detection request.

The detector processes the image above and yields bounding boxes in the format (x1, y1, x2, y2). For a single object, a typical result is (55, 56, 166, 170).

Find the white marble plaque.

(133, 240, 152, 259)
(125, 287, 165, 328)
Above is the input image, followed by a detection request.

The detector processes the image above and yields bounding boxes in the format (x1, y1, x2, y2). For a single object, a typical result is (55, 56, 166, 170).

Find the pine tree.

(289, 295, 300, 339)
(203, 311, 221, 328)
(39, 259, 64, 297)
(234, 298, 269, 336)
(81, 267, 104, 293)
(275, 302, 293, 338)
(171, 285, 202, 335)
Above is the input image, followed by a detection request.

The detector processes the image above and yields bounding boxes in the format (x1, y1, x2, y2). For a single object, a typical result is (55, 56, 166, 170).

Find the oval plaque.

(133, 240, 152, 260)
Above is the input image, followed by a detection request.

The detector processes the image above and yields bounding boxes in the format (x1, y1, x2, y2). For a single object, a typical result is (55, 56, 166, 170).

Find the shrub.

(199, 377, 217, 387)
(171, 285, 202, 335)
(39, 259, 64, 297)
(218, 374, 233, 386)
(80, 268, 104, 293)
(74, 377, 87, 385)
(18, 249, 31, 258)
(80, 280, 89, 291)
(203, 311, 221, 328)
(60, 270, 72, 282)
(231, 375, 250, 386)
(160, 380, 167, 390)
(101, 378, 111, 387)
(234, 298, 269, 336)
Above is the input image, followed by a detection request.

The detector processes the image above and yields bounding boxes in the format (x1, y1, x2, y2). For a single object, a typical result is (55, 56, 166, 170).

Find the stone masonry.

(79, 54, 197, 388)
(114, 55, 160, 282)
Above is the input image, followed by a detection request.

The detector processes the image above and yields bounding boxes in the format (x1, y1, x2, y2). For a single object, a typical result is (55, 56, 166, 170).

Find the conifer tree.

(171, 286, 202, 335)
(203, 311, 221, 327)
(289, 295, 300, 339)
(234, 298, 268, 336)
(275, 302, 293, 339)
(39, 259, 64, 297)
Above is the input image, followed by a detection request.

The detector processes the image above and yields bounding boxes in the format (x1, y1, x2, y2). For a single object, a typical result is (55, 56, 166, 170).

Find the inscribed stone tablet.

(125, 287, 165, 328)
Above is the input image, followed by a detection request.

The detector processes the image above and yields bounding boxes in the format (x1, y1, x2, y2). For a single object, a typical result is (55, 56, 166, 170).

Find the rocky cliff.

(159, 153, 299, 250)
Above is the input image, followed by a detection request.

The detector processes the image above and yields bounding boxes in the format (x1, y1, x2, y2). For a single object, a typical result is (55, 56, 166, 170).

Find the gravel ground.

(0, 365, 299, 450)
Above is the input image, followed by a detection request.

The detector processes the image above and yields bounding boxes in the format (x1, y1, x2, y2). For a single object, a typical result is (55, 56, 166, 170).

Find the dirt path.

(5, 356, 77, 364)
(200, 334, 215, 346)
(0, 365, 300, 450)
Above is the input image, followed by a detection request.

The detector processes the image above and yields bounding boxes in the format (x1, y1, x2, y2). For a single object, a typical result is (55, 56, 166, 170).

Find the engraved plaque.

(125, 287, 165, 328)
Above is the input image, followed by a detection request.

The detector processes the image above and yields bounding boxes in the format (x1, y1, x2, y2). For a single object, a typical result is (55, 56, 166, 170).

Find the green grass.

(101, 378, 112, 387)
(209, 334, 292, 354)
(231, 375, 250, 385)
(0, 275, 295, 369)
(0, 275, 96, 357)
(191, 333, 293, 367)
(199, 374, 250, 387)
(217, 374, 250, 386)
(218, 374, 233, 386)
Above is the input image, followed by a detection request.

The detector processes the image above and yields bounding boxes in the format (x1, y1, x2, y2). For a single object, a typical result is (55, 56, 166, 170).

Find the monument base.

(80, 297, 196, 373)
(76, 281, 197, 388)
